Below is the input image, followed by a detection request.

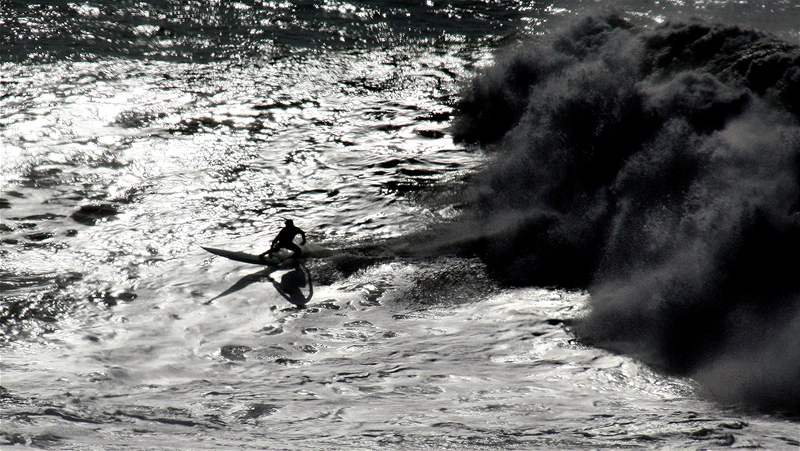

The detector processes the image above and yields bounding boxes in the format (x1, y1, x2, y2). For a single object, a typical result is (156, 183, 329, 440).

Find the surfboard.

(201, 246, 294, 266)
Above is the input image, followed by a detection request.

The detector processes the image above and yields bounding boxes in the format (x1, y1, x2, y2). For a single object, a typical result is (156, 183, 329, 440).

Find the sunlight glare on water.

(2, 0, 800, 449)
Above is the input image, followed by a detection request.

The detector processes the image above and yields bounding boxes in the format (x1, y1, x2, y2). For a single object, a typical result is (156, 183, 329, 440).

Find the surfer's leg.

(286, 242, 302, 258)
(261, 244, 280, 259)
(260, 247, 276, 261)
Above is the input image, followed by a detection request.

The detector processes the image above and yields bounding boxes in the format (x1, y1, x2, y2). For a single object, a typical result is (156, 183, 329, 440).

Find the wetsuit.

(266, 224, 306, 258)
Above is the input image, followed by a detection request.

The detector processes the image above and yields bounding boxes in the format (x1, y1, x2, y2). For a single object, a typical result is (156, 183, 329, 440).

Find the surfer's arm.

(300, 230, 306, 245)
(262, 236, 279, 255)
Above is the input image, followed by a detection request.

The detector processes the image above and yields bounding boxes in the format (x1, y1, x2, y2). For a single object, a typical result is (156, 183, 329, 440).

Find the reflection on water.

(206, 268, 270, 304)
(208, 261, 314, 308)
(268, 262, 313, 308)
(2, 0, 800, 448)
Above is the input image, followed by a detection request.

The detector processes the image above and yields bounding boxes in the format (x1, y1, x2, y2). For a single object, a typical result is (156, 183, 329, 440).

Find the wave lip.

(451, 14, 800, 412)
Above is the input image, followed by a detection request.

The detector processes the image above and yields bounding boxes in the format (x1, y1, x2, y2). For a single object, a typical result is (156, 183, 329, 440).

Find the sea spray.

(451, 14, 800, 411)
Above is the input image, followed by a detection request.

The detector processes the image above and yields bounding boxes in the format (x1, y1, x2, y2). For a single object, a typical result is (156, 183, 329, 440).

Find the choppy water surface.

(2, 1, 800, 449)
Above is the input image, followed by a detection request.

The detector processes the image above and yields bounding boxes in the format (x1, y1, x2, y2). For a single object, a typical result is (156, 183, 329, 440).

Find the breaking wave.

(451, 14, 800, 411)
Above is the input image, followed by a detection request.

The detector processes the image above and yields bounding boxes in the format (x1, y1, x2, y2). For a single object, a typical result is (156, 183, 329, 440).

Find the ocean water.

(1, 1, 800, 449)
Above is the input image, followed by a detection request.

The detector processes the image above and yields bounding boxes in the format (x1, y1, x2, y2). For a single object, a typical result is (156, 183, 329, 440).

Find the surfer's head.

(284, 218, 294, 226)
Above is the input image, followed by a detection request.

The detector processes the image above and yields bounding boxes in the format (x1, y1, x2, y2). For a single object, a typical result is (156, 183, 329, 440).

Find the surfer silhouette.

(260, 219, 306, 260)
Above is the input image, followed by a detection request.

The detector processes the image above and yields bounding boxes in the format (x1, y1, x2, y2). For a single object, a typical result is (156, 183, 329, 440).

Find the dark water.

(2, 1, 800, 449)
(451, 14, 800, 412)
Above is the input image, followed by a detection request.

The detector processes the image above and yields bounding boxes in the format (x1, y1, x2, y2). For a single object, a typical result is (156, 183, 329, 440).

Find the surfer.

(260, 219, 306, 260)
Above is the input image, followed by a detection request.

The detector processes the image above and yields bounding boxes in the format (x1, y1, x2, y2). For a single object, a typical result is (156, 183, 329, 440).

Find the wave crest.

(452, 14, 800, 411)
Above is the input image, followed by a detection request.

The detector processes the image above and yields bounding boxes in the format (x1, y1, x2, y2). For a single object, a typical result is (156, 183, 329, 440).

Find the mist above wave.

(450, 14, 800, 411)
